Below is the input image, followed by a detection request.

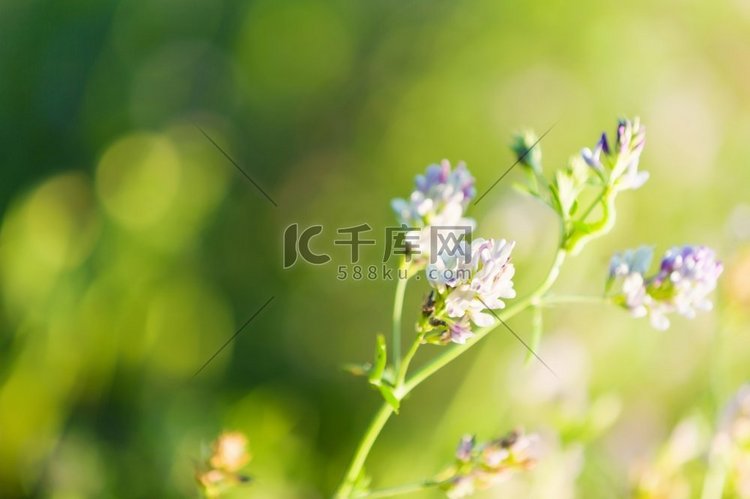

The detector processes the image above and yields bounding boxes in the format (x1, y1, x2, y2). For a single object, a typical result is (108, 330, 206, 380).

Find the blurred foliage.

(1, 0, 750, 497)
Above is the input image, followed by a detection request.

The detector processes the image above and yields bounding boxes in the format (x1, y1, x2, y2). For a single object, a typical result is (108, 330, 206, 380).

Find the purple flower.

(445, 317, 474, 345)
(455, 435, 476, 462)
(581, 118, 648, 191)
(443, 430, 540, 499)
(391, 160, 475, 228)
(391, 160, 476, 259)
(608, 245, 722, 330)
(653, 245, 724, 318)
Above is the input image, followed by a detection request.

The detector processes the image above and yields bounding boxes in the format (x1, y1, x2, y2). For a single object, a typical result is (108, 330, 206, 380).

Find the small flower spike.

(197, 432, 252, 498)
(441, 429, 540, 498)
(608, 245, 723, 329)
(422, 238, 516, 344)
(513, 118, 649, 255)
(391, 160, 476, 260)
(582, 117, 648, 191)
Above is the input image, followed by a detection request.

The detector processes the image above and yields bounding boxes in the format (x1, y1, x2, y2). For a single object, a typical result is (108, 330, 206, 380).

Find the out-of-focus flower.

(441, 429, 540, 498)
(633, 416, 709, 499)
(582, 117, 648, 191)
(391, 160, 476, 260)
(711, 384, 750, 497)
(210, 432, 250, 472)
(608, 246, 654, 279)
(607, 245, 722, 330)
(422, 238, 516, 344)
(456, 435, 476, 463)
(725, 248, 750, 309)
(196, 431, 252, 498)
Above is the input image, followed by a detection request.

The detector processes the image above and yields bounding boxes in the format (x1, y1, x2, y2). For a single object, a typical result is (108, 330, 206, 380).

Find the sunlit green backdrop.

(1, 0, 750, 497)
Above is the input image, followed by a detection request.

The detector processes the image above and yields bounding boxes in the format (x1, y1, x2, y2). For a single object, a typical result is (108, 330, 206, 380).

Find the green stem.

(334, 249, 568, 498)
(526, 304, 543, 365)
(565, 188, 615, 255)
(335, 404, 396, 499)
(402, 249, 566, 396)
(395, 335, 422, 389)
(576, 187, 606, 224)
(392, 267, 409, 372)
(356, 479, 445, 498)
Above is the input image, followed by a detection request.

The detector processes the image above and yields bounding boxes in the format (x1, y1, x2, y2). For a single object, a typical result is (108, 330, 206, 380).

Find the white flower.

(428, 238, 516, 335)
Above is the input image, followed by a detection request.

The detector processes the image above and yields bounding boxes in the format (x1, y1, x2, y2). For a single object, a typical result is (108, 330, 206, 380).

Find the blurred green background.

(1, 0, 750, 497)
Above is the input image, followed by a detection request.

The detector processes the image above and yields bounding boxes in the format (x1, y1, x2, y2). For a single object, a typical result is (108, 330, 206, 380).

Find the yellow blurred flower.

(210, 432, 251, 472)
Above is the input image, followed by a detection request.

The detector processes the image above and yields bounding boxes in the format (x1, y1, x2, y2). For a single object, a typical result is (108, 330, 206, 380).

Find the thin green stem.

(356, 479, 445, 498)
(565, 188, 615, 254)
(576, 187, 607, 224)
(334, 250, 568, 497)
(335, 404, 395, 499)
(526, 304, 543, 365)
(395, 335, 422, 389)
(401, 249, 566, 396)
(392, 268, 409, 372)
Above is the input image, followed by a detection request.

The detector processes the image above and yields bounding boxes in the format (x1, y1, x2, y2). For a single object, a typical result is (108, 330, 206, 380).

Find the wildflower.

(445, 316, 474, 345)
(456, 435, 476, 463)
(391, 160, 476, 259)
(710, 385, 750, 497)
(423, 238, 516, 344)
(581, 117, 648, 191)
(607, 245, 722, 329)
(441, 429, 540, 498)
(210, 432, 250, 472)
(196, 431, 252, 498)
(608, 245, 654, 279)
(633, 416, 708, 498)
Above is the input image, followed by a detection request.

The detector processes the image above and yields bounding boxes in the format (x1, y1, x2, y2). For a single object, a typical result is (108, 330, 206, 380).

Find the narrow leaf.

(368, 334, 387, 386)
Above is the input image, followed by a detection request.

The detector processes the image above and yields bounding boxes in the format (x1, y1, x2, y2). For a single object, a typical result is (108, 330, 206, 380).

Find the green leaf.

(368, 334, 387, 386)
(377, 385, 401, 413)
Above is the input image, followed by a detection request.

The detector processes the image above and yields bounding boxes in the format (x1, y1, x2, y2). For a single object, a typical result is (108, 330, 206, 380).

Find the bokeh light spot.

(96, 132, 181, 230)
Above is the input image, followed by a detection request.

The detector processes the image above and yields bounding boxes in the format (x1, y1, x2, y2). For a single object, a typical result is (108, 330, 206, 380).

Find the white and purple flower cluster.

(425, 238, 516, 344)
(442, 430, 539, 499)
(392, 161, 517, 345)
(391, 160, 476, 260)
(582, 117, 649, 191)
(608, 245, 723, 330)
